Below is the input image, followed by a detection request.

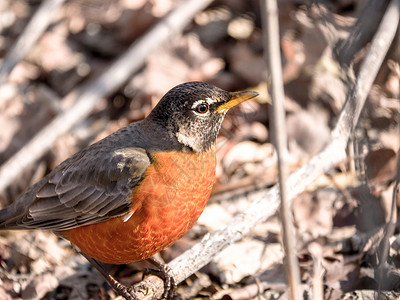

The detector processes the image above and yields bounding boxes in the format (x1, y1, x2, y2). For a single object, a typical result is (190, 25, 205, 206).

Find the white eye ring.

(192, 98, 214, 115)
(195, 103, 209, 114)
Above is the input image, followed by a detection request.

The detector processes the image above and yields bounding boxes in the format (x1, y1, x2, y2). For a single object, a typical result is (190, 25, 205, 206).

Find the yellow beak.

(216, 90, 259, 114)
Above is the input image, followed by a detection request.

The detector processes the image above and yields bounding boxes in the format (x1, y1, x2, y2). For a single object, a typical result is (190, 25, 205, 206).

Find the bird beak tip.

(216, 90, 259, 113)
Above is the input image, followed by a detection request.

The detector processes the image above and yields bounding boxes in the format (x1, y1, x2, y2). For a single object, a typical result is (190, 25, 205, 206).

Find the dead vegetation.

(0, 0, 399, 299)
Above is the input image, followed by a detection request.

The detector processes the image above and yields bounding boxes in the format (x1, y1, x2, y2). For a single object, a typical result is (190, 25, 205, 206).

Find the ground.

(0, 0, 399, 299)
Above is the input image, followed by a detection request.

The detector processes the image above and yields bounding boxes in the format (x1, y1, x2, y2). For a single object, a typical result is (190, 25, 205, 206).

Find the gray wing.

(1, 146, 151, 231)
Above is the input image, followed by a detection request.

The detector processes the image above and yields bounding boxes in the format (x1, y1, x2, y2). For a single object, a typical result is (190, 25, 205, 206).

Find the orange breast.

(62, 150, 216, 264)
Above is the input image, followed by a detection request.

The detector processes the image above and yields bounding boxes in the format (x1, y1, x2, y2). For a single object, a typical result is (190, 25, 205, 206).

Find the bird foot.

(143, 258, 177, 299)
(81, 251, 175, 299)
(113, 282, 139, 300)
(79, 252, 140, 300)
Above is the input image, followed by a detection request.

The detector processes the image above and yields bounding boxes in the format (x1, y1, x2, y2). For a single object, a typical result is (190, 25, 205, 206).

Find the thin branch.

(129, 0, 400, 298)
(0, 0, 214, 196)
(0, 0, 66, 86)
(333, 0, 390, 68)
(377, 142, 400, 295)
(308, 0, 390, 69)
(261, 0, 301, 298)
(333, 0, 399, 139)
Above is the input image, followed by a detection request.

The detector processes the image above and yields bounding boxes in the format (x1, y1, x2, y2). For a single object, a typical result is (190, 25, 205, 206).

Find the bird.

(0, 81, 258, 299)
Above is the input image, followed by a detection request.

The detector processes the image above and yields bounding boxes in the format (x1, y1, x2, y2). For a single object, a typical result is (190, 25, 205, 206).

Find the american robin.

(0, 81, 258, 299)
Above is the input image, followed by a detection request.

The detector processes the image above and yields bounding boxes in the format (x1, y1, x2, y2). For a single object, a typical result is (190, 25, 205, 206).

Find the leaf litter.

(0, 0, 399, 299)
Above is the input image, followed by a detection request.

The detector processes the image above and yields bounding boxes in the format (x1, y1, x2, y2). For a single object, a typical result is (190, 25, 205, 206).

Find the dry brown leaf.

(286, 106, 330, 157)
(21, 272, 59, 300)
(365, 148, 398, 186)
(228, 42, 265, 86)
(209, 239, 283, 284)
(293, 189, 337, 238)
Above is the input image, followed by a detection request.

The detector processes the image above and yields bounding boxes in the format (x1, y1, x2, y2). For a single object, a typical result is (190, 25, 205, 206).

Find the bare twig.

(333, 0, 390, 68)
(375, 29, 400, 286)
(129, 1, 399, 298)
(309, 0, 390, 69)
(261, 0, 301, 298)
(333, 0, 399, 138)
(0, 0, 213, 196)
(377, 145, 400, 295)
(0, 0, 66, 86)
(308, 243, 325, 300)
(343, 290, 400, 298)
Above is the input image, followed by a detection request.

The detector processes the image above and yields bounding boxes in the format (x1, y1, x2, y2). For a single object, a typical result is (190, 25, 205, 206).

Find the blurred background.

(0, 0, 399, 299)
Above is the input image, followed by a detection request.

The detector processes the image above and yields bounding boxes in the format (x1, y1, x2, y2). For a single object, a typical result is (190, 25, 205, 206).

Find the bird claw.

(143, 259, 177, 299)
(111, 280, 139, 300)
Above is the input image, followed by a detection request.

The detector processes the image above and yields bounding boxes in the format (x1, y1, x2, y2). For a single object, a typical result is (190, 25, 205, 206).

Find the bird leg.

(80, 252, 139, 300)
(79, 251, 176, 299)
(142, 257, 177, 300)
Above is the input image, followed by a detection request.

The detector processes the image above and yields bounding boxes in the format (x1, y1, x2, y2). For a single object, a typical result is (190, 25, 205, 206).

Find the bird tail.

(0, 206, 13, 229)
(0, 200, 27, 230)
(0, 179, 45, 230)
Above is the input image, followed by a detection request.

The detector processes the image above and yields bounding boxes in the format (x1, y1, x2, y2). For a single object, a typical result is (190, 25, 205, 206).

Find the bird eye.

(195, 103, 209, 114)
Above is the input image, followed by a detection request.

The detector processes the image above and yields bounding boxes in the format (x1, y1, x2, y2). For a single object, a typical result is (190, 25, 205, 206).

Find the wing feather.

(19, 146, 151, 231)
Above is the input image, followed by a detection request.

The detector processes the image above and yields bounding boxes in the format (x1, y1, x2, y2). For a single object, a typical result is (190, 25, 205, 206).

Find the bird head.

(146, 82, 259, 153)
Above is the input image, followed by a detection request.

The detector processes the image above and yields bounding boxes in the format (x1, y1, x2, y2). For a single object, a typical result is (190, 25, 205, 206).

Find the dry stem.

(260, 0, 301, 298)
